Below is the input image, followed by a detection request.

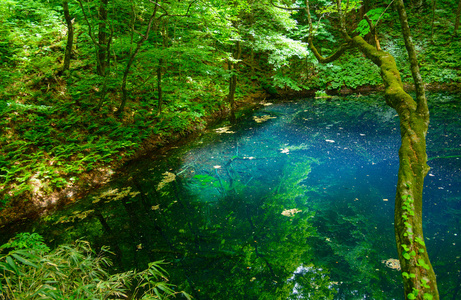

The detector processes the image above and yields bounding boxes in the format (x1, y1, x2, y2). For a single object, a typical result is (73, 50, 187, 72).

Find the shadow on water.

(6, 92, 461, 299)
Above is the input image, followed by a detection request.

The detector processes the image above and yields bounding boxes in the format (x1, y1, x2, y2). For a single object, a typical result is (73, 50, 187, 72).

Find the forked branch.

(305, 0, 352, 63)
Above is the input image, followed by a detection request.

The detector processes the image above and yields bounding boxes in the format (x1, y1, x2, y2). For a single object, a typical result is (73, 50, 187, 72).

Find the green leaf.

(6, 256, 20, 275)
(423, 293, 434, 300)
(403, 252, 411, 260)
(0, 261, 13, 272)
(415, 237, 426, 247)
(11, 253, 39, 268)
(182, 291, 193, 300)
(421, 278, 430, 288)
(417, 258, 431, 270)
(402, 272, 409, 279)
(154, 287, 162, 298)
(407, 293, 416, 299)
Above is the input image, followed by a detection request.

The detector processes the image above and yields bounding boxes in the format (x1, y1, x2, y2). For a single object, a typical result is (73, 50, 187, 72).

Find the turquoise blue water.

(14, 93, 461, 299)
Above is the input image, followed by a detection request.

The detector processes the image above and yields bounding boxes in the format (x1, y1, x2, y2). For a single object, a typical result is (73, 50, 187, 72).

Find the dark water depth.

(8, 93, 461, 299)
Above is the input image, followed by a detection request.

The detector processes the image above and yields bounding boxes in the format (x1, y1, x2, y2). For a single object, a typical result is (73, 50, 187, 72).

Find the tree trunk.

(157, 59, 163, 116)
(77, 0, 112, 109)
(227, 66, 237, 110)
(393, 1, 438, 298)
(306, 0, 439, 298)
(117, 0, 193, 115)
(454, 0, 461, 36)
(62, 1, 73, 73)
(354, 34, 437, 299)
(359, 0, 370, 20)
(227, 41, 241, 111)
(97, 0, 108, 76)
(119, 44, 144, 114)
(157, 22, 168, 116)
(117, 5, 159, 115)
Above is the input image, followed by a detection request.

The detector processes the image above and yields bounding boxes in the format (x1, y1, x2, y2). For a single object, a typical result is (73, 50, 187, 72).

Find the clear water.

(23, 93, 461, 299)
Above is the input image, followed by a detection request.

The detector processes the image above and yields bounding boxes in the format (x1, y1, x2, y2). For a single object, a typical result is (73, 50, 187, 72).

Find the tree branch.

(337, 0, 349, 38)
(153, 0, 198, 19)
(364, 15, 381, 50)
(394, 0, 427, 115)
(76, 0, 102, 49)
(305, 0, 352, 63)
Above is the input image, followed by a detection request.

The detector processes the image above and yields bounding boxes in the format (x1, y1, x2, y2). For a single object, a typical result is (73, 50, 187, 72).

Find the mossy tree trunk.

(305, 0, 439, 298)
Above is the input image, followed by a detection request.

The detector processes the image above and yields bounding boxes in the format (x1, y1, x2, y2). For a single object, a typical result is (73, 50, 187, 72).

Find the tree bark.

(62, 1, 73, 73)
(306, 0, 439, 298)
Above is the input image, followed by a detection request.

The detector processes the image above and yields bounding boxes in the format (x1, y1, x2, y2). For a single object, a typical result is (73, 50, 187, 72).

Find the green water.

(16, 93, 461, 299)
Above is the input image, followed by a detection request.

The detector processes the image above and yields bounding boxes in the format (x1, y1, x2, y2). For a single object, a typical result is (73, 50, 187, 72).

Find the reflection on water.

(20, 93, 461, 299)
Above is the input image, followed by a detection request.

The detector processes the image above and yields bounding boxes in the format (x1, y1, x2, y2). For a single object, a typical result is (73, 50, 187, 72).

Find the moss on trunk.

(352, 34, 438, 300)
(305, 0, 439, 297)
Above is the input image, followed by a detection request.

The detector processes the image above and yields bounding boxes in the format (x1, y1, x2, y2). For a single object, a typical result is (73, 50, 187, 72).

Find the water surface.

(29, 93, 461, 299)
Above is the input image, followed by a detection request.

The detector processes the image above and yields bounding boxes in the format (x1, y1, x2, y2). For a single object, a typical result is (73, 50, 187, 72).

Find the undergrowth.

(0, 75, 230, 209)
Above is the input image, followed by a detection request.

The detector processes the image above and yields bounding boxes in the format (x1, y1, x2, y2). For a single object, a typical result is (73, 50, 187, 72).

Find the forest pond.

(15, 93, 461, 299)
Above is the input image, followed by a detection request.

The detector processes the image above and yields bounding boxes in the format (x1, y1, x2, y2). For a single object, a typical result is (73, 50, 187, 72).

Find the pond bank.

(1, 83, 460, 230)
(0, 91, 268, 230)
(16, 91, 459, 299)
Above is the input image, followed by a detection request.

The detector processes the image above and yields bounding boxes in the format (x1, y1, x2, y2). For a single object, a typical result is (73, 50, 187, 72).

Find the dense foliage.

(0, 232, 190, 299)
